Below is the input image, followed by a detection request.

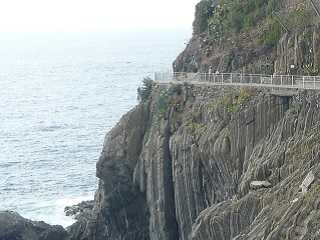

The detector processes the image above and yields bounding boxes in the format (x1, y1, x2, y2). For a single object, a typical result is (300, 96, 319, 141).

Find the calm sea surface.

(0, 30, 190, 226)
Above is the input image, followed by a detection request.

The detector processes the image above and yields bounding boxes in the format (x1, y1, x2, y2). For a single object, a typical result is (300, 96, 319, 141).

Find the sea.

(0, 30, 190, 227)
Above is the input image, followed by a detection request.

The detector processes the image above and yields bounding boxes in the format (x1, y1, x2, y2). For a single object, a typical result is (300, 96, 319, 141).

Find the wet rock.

(64, 200, 94, 218)
(0, 211, 69, 240)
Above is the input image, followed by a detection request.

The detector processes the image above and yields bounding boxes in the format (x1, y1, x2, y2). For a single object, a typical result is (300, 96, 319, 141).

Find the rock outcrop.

(0, 211, 70, 240)
(69, 81, 320, 239)
(65, 200, 94, 217)
(68, 103, 150, 240)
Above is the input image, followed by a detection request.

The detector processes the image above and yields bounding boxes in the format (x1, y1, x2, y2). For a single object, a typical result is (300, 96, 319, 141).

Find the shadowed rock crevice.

(162, 116, 179, 240)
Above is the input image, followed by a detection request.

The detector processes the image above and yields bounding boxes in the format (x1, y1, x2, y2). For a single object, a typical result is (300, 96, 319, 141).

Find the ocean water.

(0, 30, 190, 226)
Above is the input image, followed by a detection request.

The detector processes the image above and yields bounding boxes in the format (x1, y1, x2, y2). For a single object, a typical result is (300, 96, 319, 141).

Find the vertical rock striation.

(70, 83, 320, 239)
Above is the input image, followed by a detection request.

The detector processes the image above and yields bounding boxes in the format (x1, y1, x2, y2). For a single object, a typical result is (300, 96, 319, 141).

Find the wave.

(19, 194, 94, 227)
(38, 125, 70, 132)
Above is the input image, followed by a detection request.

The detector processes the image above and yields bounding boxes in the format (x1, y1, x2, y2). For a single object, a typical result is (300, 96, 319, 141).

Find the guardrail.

(153, 72, 320, 90)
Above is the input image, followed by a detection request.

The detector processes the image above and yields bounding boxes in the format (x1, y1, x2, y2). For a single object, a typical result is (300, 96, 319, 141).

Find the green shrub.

(137, 77, 154, 102)
(287, 4, 313, 30)
(266, 0, 280, 14)
(158, 91, 169, 116)
(208, 0, 281, 37)
(262, 17, 283, 46)
(218, 88, 252, 113)
(194, 0, 214, 34)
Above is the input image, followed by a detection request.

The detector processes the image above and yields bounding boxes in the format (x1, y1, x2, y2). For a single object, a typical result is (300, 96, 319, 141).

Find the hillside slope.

(174, 0, 320, 75)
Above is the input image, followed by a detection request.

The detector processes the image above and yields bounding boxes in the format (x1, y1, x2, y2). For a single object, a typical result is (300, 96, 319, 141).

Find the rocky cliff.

(67, 1, 320, 239)
(174, 0, 320, 75)
(68, 81, 320, 240)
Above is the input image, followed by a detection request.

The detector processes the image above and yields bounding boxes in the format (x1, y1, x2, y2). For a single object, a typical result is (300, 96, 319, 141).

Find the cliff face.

(174, 0, 320, 75)
(70, 82, 320, 240)
(68, 103, 150, 240)
(68, 1, 320, 239)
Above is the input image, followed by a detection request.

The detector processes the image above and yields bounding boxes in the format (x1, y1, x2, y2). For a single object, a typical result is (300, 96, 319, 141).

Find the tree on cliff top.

(193, 0, 215, 34)
(137, 77, 154, 102)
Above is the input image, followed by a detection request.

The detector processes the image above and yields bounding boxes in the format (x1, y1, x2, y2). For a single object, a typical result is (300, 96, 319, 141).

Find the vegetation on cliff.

(175, 0, 320, 75)
(207, 0, 279, 37)
(197, 0, 315, 42)
(137, 77, 154, 102)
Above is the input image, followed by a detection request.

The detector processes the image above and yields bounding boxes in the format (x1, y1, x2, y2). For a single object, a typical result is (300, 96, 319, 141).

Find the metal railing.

(153, 72, 320, 90)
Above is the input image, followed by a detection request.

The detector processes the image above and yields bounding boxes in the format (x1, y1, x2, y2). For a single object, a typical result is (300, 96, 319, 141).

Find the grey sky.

(0, 0, 200, 32)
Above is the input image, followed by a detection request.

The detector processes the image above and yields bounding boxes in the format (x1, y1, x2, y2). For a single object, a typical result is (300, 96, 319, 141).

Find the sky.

(0, 0, 200, 33)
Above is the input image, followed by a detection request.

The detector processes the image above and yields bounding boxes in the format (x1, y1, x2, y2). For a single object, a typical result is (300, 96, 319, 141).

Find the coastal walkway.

(153, 72, 320, 91)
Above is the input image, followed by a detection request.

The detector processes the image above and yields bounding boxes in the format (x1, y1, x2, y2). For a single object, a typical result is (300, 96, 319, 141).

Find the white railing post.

(303, 76, 305, 88)
(281, 75, 283, 86)
(314, 76, 316, 89)
(292, 75, 294, 87)
(271, 75, 273, 85)
(231, 73, 233, 83)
